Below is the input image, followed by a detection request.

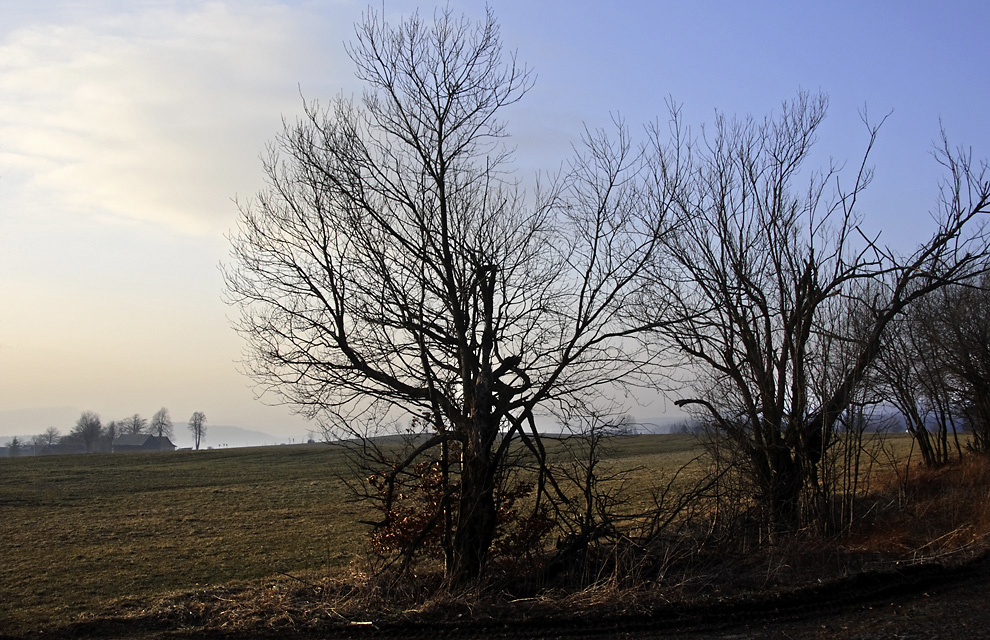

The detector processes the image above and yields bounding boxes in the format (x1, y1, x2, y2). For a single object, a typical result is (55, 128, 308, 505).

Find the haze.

(1, 0, 987, 441)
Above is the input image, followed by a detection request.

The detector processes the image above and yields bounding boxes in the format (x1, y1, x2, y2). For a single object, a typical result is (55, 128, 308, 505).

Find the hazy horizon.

(0, 406, 313, 446)
(0, 405, 693, 448)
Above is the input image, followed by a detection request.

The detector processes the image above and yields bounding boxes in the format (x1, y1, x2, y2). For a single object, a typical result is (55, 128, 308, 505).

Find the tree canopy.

(225, 7, 990, 580)
(225, 7, 673, 582)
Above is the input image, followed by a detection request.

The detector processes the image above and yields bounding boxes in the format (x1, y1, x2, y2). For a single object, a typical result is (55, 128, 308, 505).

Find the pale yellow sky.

(0, 1, 350, 439)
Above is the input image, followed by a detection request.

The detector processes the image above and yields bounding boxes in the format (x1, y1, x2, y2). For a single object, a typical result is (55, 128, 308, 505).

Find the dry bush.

(544, 449, 990, 603)
(364, 447, 557, 583)
(846, 453, 990, 559)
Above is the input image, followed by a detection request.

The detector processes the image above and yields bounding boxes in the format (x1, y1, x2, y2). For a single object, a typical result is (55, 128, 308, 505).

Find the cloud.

(0, 1, 351, 236)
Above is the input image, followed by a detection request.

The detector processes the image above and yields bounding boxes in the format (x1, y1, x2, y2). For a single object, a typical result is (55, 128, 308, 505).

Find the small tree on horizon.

(103, 420, 120, 448)
(71, 411, 103, 453)
(121, 414, 147, 436)
(38, 426, 60, 447)
(150, 408, 173, 439)
(188, 412, 207, 450)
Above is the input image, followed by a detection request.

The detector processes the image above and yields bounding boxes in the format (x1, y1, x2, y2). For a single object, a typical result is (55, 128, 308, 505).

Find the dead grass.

(0, 435, 702, 636)
(0, 444, 371, 635)
(6, 433, 990, 639)
(846, 453, 990, 559)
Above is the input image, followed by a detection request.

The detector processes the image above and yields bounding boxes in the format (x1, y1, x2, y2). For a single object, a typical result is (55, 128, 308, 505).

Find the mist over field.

(0, 407, 308, 449)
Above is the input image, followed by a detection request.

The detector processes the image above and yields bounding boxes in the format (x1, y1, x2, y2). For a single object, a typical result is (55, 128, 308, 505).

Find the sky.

(1, 1, 988, 443)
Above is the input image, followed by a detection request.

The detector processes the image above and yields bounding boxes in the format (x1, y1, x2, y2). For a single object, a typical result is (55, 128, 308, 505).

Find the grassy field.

(0, 434, 708, 635)
(0, 444, 370, 634)
(1, 432, 923, 636)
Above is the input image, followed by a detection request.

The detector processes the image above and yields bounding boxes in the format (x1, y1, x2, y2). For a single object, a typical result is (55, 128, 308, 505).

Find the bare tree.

(643, 94, 990, 534)
(225, 8, 672, 583)
(149, 407, 172, 439)
(188, 411, 207, 450)
(120, 414, 147, 436)
(36, 426, 60, 447)
(933, 275, 990, 453)
(103, 420, 120, 449)
(873, 288, 961, 467)
(885, 274, 990, 455)
(71, 411, 103, 453)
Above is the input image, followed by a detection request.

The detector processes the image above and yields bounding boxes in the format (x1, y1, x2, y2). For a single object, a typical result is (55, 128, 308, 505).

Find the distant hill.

(629, 416, 696, 434)
(633, 410, 913, 435)
(177, 425, 303, 449)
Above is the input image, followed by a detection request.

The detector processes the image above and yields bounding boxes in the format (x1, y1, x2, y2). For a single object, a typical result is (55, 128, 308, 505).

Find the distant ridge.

(629, 416, 695, 434)
(178, 425, 298, 449)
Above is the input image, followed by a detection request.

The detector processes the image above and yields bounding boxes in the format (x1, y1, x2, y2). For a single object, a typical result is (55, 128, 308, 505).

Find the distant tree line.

(2, 408, 207, 456)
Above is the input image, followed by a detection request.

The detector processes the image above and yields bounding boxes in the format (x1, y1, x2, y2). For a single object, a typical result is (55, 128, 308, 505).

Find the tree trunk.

(449, 429, 498, 583)
(766, 446, 803, 535)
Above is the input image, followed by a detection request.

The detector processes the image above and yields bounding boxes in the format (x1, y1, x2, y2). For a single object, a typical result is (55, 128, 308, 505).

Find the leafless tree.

(71, 411, 103, 453)
(807, 280, 896, 532)
(873, 288, 962, 467)
(36, 426, 60, 447)
(103, 420, 120, 448)
(150, 407, 172, 439)
(225, 8, 672, 583)
(643, 93, 990, 534)
(120, 413, 147, 436)
(188, 411, 207, 450)
(934, 275, 990, 453)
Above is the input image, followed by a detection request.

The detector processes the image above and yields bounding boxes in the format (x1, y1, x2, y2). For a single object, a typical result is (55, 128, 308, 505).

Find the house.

(38, 442, 88, 456)
(112, 434, 176, 452)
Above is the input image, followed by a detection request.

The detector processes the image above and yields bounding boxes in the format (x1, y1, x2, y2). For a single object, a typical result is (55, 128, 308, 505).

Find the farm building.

(113, 434, 176, 452)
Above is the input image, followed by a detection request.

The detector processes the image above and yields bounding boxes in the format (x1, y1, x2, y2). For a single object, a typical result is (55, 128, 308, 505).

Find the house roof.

(114, 434, 155, 447)
(114, 434, 175, 449)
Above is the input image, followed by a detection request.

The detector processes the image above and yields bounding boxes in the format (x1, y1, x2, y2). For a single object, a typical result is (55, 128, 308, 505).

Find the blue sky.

(1, 1, 987, 442)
